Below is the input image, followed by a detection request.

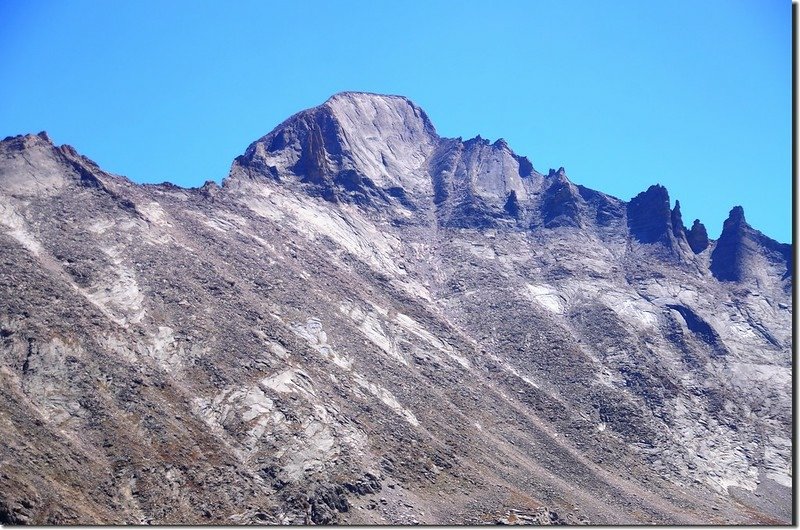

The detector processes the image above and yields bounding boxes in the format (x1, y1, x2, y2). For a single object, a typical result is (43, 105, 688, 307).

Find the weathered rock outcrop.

(627, 184, 674, 244)
(710, 206, 791, 283)
(686, 219, 710, 254)
(0, 93, 791, 525)
(429, 135, 541, 229)
(540, 168, 585, 229)
(670, 200, 685, 238)
(231, 92, 438, 206)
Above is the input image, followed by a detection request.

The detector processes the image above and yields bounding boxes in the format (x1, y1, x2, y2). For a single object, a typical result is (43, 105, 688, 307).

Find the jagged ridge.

(0, 93, 791, 525)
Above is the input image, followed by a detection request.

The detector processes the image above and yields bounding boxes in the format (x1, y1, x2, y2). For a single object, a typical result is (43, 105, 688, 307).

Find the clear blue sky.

(0, 0, 791, 242)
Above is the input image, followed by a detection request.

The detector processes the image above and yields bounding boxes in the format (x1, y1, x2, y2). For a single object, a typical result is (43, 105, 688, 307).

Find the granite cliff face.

(0, 93, 792, 524)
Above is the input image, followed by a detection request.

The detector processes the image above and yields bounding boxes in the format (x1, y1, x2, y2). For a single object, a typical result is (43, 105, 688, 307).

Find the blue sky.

(0, 0, 791, 241)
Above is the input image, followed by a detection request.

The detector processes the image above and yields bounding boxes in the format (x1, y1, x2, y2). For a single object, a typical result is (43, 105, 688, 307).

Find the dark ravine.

(0, 92, 791, 525)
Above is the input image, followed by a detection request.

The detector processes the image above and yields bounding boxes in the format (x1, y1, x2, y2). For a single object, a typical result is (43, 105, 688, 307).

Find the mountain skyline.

(8, 89, 789, 246)
(0, 0, 790, 242)
(0, 90, 790, 524)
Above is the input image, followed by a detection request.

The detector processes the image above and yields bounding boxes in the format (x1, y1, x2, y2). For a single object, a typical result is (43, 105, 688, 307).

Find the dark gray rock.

(686, 219, 710, 254)
(626, 184, 673, 244)
(503, 190, 521, 219)
(710, 206, 791, 282)
(671, 200, 685, 238)
(576, 185, 625, 228)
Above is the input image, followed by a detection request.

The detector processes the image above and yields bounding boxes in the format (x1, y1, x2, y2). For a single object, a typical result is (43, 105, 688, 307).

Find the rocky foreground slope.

(0, 92, 792, 524)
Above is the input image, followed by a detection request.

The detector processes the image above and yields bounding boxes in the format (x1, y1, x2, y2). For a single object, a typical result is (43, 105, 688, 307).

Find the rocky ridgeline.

(0, 92, 791, 524)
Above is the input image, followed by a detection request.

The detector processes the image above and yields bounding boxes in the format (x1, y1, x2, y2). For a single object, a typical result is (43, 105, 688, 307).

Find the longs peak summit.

(0, 93, 791, 525)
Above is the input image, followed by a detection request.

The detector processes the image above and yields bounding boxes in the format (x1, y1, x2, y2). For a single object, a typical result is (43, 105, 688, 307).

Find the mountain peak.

(1, 131, 55, 152)
(686, 219, 710, 254)
(324, 90, 414, 106)
(710, 205, 791, 282)
(229, 92, 439, 202)
(727, 205, 746, 224)
(626, 184, 672, 244)
(547, 167, 567, 179)
(0, 93, 792, 525)
(320, 91, 437, 138)
(36, 130, 53, 143)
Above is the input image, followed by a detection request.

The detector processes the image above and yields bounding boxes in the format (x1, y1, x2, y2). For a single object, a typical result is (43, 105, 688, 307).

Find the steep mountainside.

(0, 93, 792, 524)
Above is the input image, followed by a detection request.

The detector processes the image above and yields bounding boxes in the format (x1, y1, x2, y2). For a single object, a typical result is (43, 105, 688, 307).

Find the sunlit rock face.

(231, 92, 439, 206)
(0, 93, 791, 525)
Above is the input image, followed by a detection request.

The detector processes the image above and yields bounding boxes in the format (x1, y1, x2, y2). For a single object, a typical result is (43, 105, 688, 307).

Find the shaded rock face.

(626, 185, 673, 244)
(671, 200, 685, 238)
(541, 169, 584, 228)
(503, 190, 521, 219)
(625, 186, 697, 261)
(686, 219, 710, 254)
(0, 93, 791, 525)
(665, 304, 728, 357)
(710, 206, 749, 282)
(710, 206, 791, 283)
(576, 185, 625, 227)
